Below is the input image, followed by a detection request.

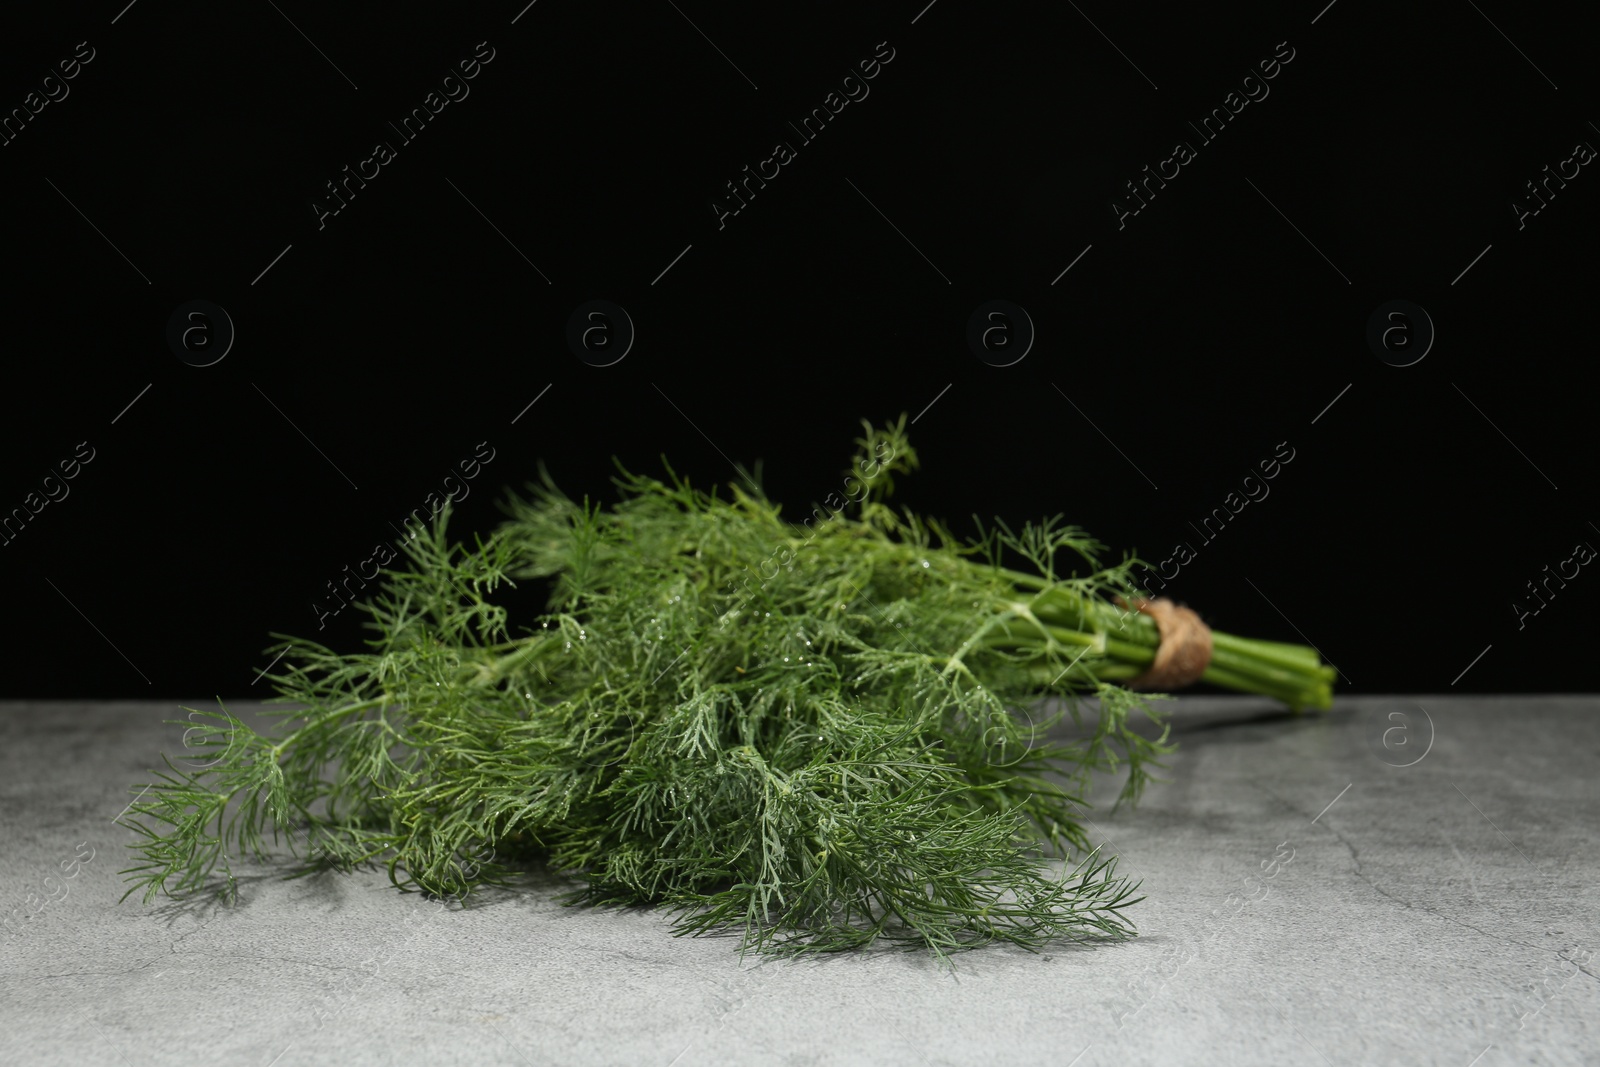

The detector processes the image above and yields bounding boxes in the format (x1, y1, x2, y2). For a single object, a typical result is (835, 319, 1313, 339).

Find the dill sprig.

(118, 416, 1333, 958)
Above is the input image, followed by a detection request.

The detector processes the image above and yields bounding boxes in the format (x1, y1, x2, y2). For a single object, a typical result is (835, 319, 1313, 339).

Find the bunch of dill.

(120, 417, 1318, 957)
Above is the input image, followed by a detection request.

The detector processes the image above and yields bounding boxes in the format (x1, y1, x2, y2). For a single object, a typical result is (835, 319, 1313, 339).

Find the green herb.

(118, 417, 1333, 959)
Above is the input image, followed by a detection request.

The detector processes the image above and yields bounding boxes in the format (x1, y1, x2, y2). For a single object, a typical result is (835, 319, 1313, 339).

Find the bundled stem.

(992, 574, 1334, 711)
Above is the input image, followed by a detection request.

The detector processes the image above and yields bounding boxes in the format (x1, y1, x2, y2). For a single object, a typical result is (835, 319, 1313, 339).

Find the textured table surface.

(2, 696, 1596, 1067)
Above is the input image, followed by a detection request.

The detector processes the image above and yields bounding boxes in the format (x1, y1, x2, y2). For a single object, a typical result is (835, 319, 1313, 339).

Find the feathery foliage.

(119, 416, 1332, 958)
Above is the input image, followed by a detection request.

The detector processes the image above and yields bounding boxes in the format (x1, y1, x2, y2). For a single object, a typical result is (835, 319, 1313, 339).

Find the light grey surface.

(2, 696, 1597, 1066)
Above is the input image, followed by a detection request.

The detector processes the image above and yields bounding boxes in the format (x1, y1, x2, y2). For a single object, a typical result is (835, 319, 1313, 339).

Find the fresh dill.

(118, 416, 1333, 958)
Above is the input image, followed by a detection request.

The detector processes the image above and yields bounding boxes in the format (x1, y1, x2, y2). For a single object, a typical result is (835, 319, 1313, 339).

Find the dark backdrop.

(2, 1, 1593, 699)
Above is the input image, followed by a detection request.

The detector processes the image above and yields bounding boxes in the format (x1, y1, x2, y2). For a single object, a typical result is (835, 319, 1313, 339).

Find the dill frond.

(119, 415, 1332, 958)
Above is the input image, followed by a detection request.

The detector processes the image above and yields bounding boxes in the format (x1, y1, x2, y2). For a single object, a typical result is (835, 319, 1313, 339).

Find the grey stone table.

(2, 697, 1596, 1066)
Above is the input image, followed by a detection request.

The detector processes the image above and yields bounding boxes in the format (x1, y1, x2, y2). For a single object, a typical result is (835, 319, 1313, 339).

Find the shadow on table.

(1047, 695, 1330, 751)
(131, 854, 574, 928)
(1165, 706, 1306, 734)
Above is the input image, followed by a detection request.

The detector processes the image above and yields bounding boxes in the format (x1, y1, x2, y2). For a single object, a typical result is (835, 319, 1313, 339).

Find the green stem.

(983, 607, 1331, 710)
(1197, 663, 1306, 703)
(270, 697, 390, 760)
(992, 566, 1334, 707)
(1210, 632, 1324, 672)
(468, 632, 554, 686)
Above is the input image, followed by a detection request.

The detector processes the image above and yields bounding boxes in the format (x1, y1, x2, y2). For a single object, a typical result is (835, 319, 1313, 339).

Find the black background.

(1, 1, 1593, 700)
